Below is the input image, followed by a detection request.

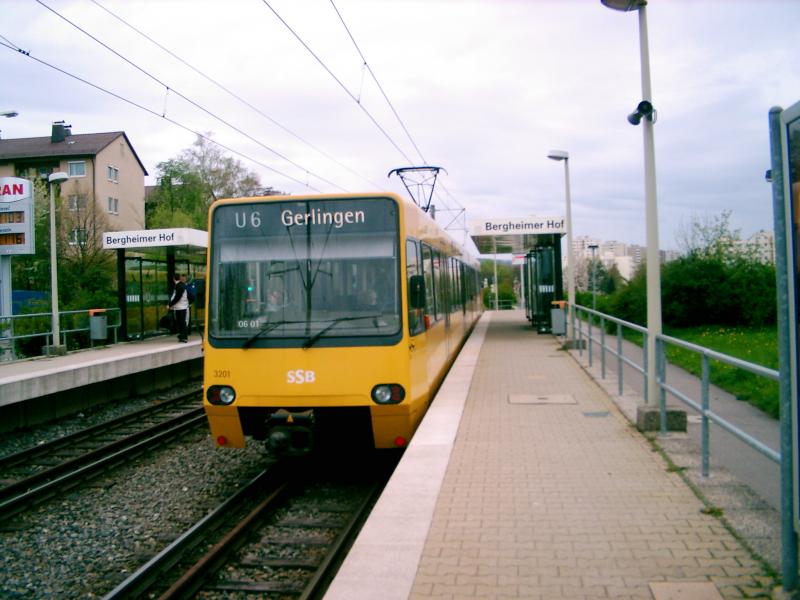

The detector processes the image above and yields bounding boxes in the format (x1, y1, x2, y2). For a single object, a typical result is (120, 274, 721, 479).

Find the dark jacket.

(168, 281, 187, 309)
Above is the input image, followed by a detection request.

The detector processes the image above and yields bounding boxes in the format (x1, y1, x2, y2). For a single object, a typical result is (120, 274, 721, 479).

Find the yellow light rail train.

(203, 192, 481, 454)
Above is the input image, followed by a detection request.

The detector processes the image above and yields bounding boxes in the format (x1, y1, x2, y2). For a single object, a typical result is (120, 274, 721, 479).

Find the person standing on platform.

(167, 273, 189, 343)
(180, 273, 193, 334)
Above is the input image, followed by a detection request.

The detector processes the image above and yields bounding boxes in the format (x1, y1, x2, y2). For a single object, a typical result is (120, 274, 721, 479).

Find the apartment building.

(0, 122, 147, 238)
(736, 230, 775, 263)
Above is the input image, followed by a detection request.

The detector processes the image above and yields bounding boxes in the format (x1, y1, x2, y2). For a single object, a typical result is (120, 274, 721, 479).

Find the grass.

(577, 314, 780, 419)
(662, 325, 779, 419)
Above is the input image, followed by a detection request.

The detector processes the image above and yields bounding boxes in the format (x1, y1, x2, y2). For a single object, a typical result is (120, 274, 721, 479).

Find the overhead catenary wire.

(324, 0, 467, 229)
(328, 0, 428, 166)
(33, 0, 346, 193)
(0, 39, 319, 191)
(258, 0, 415, 166)
(88, 0, 383, 191)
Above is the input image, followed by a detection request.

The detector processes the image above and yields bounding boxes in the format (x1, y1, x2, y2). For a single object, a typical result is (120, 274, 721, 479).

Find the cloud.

(1, 0, 797, 251)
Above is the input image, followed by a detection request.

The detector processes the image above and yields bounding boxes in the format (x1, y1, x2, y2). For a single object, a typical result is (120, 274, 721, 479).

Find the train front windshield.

(208, 197, 402, 348)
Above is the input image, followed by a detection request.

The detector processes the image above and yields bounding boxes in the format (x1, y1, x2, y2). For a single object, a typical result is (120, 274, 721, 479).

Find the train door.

(406, 239, 428, 404)
(421, 243, 447, 387)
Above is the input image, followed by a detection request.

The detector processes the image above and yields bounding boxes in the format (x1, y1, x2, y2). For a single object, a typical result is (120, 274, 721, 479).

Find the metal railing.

(657, 333, 779, 476)
(487, 298, 516, 310)
(0, 308, 122, 361)
(570, 303, 779, 477)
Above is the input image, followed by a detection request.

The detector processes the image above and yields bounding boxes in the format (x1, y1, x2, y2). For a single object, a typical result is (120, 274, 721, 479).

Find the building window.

(69, 228, 87, 246)
(107, 165, 119, 183)
(68, 195, 87, 211)
(107, 197, 119, 215)
(68, 161, 86, 177)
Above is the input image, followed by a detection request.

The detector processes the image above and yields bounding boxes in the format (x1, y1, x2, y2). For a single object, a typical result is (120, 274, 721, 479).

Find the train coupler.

(265, 409, 315, 456)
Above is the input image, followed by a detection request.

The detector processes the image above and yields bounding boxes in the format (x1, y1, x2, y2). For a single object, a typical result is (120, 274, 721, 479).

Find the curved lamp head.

(0, 111, 18, 118)
(547, 149, 569, 162)
(600, 0, 646, 11)
(48, 171, 69, 184)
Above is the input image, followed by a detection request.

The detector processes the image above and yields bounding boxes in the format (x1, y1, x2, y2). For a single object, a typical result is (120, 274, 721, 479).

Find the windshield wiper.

(302, 315, 380, 350)
(242, 320, 295, 349)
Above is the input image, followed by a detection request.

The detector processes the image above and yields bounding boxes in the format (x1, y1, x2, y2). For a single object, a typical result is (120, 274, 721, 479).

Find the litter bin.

(550, 301, 566, 335)
(89, 309, 107, 341)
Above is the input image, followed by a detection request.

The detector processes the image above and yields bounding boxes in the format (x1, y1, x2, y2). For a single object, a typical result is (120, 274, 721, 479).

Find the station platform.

(0, 334, 202, 431)
(326, 311, 775, 600)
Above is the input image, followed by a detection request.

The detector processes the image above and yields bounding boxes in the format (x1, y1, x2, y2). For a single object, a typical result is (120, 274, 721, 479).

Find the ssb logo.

(287, 369, 315, 384)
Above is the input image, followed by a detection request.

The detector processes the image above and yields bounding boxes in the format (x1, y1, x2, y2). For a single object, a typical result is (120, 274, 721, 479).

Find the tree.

(146, 159, 208, 229)
(606, 211, 777, 328)
(604, 263, 624, 295)
(479, 259, 517, 308)
(180, 135, 263, 202)
(147, 135, 269, 229)
(608, 264, 647, 326)
(675, 209, 740, 261)
(56, 188, 116, 309)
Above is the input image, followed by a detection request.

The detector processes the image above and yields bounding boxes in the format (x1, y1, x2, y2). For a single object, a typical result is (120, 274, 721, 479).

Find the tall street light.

(48, 171, 69, 355)
(547, 149, 575, 344)
(601, 0, 662, 407)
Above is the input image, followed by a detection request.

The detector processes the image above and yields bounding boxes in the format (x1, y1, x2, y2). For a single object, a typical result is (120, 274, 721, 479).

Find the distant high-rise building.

(735, 230, 775, 263)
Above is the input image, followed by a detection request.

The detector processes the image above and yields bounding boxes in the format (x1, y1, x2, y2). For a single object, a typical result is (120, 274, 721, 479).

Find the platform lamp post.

(547, 150, 575, 344)
(601, 0, 662, 407)
(48, 171, 69, 355)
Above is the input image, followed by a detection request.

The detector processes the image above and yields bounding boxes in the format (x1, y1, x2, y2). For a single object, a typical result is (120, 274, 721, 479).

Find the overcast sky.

(2, 0, 799, 251)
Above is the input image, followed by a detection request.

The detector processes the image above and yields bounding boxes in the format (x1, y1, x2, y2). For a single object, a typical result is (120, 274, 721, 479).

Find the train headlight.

(371, 384, 405, 405)
(207, 385, 236, 405)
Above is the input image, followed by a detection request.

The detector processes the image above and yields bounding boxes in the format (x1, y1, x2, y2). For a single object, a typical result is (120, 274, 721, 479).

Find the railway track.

(105, 454, 395, 599)
(0, 390, 205, 520)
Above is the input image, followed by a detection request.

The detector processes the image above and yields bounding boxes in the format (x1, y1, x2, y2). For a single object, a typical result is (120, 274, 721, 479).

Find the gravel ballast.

(0, 389, 270, 598)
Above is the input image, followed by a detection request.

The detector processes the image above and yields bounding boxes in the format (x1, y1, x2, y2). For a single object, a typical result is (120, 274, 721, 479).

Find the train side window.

(453, 258, 463, 312)
(432, 249, 444, 319)
(421, 243, 437, 320)
(406, 240, 425, 335)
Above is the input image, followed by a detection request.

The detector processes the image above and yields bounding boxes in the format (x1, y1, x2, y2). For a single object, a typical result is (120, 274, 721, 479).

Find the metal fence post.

(642, 331, 649, 404)
(701, 353, 710, 478)
(658, 337, 666, 435)
(588, 312, 594, 368)
(600, 316, 606, 379)
(617, 324, 624, 395)
(571, 304, 576, 349)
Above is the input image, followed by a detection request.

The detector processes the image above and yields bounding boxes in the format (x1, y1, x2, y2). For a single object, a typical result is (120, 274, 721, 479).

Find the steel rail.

(159, 476, 291, 598)
(298, 480, 382, 600)
(103, 467, 284, 599)
(0, 410, 206, 520)
(0, 388, 201, 471)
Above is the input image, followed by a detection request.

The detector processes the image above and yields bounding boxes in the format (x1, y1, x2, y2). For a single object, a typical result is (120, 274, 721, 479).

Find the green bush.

(604, 254, 776, 330)
(608, 266, 647, 326)
(661, 256, 728, 326)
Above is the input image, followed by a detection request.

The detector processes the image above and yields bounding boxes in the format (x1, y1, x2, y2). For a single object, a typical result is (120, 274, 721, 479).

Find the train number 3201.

(287, 369, 316, 384)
